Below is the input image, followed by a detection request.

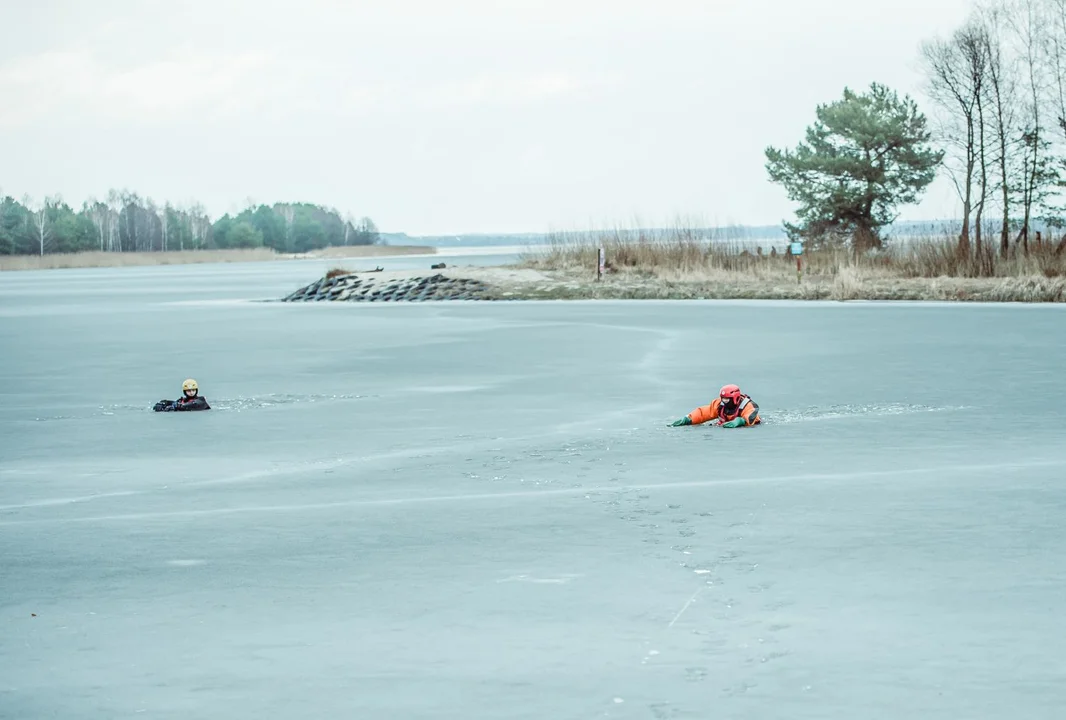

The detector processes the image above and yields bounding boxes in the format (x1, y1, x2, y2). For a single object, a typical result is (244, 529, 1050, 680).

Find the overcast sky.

(0, 0, 975, 235)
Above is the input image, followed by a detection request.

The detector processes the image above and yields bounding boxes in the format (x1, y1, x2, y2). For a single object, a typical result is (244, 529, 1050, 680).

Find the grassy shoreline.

(491, 267, 1066, 302)
(0, 245, 436, 271)
(505, 231, 1066, 303)
(287, 262, 1065, 304)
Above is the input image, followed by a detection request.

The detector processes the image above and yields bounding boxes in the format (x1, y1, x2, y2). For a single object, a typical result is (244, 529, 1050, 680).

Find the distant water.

(0, 248, 521, 312)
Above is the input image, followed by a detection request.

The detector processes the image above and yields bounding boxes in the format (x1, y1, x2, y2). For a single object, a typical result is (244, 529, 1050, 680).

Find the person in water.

(154, 378, 211, 412)
(670, 384, 760, 428)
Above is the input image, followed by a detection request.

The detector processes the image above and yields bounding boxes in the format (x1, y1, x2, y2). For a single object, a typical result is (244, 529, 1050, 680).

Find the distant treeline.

(0, 190, 380, 256)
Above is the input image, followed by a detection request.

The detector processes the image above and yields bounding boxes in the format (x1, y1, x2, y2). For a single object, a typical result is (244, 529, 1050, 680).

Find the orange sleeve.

(689, 399, 720, 425)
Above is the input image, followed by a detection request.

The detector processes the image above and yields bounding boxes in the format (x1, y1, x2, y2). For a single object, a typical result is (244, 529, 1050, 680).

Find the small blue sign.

(789, 241, 804, 256)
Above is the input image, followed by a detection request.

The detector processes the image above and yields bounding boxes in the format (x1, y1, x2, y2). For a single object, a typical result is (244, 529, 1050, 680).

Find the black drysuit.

(154, 395, 211, 412)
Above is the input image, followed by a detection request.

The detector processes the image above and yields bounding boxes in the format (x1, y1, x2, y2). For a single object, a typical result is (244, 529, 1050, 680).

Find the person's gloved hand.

(721, 417, 745, 428)
(670, 416, 692, 426)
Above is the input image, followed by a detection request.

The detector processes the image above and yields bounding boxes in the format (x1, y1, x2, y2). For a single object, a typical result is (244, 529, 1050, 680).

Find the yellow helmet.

(182, 378, 198, 394)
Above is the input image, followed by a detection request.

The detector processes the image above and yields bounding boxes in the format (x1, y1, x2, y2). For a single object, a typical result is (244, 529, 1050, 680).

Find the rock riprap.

(281, 272, 496, 302)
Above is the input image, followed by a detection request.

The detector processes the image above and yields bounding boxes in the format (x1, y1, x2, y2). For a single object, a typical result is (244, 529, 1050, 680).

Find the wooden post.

(790, 241, 804, 283)
(597, 246, 605, 281)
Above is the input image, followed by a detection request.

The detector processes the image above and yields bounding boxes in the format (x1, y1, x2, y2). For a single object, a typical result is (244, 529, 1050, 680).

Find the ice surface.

(1, 262, 1065, 719)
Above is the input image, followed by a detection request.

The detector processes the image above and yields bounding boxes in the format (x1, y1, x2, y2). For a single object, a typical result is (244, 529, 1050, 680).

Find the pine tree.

(765, 82, 944, 251)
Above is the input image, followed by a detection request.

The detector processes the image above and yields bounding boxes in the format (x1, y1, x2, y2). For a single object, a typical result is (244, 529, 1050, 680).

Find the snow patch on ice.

(766, 403, 975, 424)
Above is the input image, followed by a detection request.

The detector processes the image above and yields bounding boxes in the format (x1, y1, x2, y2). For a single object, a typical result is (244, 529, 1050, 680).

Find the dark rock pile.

(280, 272, 495, 302)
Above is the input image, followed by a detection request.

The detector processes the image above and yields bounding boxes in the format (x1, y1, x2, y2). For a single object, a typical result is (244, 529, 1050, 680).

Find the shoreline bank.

(277, 264, 1066, 303)
(0, 245, 437, 272)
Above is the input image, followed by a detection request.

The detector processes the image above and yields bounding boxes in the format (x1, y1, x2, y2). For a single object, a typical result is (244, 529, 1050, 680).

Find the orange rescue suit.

(688, 396, 761, 427)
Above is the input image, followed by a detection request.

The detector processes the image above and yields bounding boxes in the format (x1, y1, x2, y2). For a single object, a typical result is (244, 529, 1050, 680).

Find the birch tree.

(106, 189, 122, 251)
(85, 198, 107, 251)
(343, 211, 355, 245)
(161, 202, 171, 251)
(23, 195, 52, 256)
(921, 20, 990, 255)
(145, 198, 160, 252)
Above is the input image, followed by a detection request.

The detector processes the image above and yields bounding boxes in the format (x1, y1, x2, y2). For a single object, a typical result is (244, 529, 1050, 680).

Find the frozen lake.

(2, 259, 1065, 719)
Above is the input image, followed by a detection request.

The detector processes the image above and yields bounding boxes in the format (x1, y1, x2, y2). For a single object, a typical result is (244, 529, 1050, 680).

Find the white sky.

(0, 0, 974, 235)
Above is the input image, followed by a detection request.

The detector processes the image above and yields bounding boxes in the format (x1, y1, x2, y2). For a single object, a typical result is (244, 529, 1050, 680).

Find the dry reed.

(518, 228, 1066, 281)
(513, 227, 1066, 302)
(0, 245, 434, 271)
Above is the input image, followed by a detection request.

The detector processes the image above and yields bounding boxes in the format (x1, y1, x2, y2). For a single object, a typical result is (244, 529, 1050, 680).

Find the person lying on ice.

(670, 384, 760, 428)
(153, 378, 211, 412)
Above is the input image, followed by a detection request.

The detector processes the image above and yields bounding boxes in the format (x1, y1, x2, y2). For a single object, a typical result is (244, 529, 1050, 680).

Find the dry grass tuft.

(324, 267, 354, 279)
(885, 236, 1066, 279)
(984, 275, 1066, 302)
(830, 266, 866, 301)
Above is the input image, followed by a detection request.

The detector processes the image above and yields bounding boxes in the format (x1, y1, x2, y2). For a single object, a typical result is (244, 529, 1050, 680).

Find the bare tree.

(356, 216, 380, 245)
(921, 19, 991, 255)
(1043, 0, 1066, 227)
(278, 203, 295, 251)
(85, 197, 105, 251)
(978, 0, 1021, 256)
(117, 189, 139, 251)
(1044, 0, 1066, 140)
(23, 194, 52, 256)
(188, 202, 210, 249)
(107, 189, 122, 251)
(161, 202, 171, 252)
(974, 33, 992, 255)
(145, 198, 160, 252)
(344, 211, 356, 246)
(1005, 0, 1053, 251)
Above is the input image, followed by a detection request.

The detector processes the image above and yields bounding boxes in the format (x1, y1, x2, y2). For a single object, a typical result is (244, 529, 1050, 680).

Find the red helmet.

(719, 384, 742, 404)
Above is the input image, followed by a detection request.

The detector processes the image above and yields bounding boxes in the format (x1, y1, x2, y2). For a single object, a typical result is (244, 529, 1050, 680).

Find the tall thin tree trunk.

(35, 211, 46, 256)
(960, 115, 974, 256)
(975, 69, 988, 263)
(999, 132, 1010, 257)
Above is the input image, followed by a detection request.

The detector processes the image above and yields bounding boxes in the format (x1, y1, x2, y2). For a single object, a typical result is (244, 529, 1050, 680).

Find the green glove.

(670, 416, 692, 426)
(721, 417, 745, 428)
